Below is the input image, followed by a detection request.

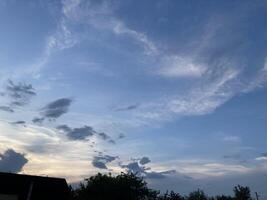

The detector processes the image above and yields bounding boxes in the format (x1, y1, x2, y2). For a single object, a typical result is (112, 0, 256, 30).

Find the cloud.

(41, 98, 72, 119)
(139, 157, 151, 165)
(98, 132, 109, 140)
(92, 154, 118, 169)
(223, 154, 241, 160)
(222, 136, 241, 143)
(62, 0, 158, 56)
(58, 0, 267, 125)
(5, 80, 36, 107)
(255, 153, 267, 161)
(135, 68, 240, 122)
(146, 170, 176, 179)
(121, 157, 175, 179)
(0, 106, 14, 113)
(57, 125, 95, 140)
(98, 132, 116, 144)
(122, 161, 146, 174)
(0, 149, 28, 173)
(46, 19, 78, 52)
(58, 3, 265, 124)
(24, 8, 79, 77)
(32, 117, 45, 124)
(118, 133, 125, 139)
(10, 121, 26, 126)
(56, 124, 115, 143)
(157, 56, 206, 78)
(114, 104, 140, 112)
(108, 139, 116, 144)
(255, 157, 267, 161)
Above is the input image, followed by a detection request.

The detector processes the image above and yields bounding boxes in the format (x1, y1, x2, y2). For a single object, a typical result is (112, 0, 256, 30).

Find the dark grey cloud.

(32, 117, 45, 124)
(41, 98, 72, 119)
(222, 154, 241, 160)
(118, 133, 125, 139)
(98, 133, 116, 144)
(0, 106, 14, 113)
(57, 124, 115, 143)
(24, 143, 61, 154)
(98, 132, 109, 140)
(114, 104, 139, 111)
(57, 125, 95, 140)
(122, 161, 146, 174)
(108, 139, 116, 144)
(147, 170, 176, 179)
(121, 157, 176, 179)
(11, 121, 26, 126)
(139, 156, 151, 165)
(261, 153, 267, 157)
(0, 149, 28, 173)
(6, 80, 36, 107)
(92, 155, 118, 169)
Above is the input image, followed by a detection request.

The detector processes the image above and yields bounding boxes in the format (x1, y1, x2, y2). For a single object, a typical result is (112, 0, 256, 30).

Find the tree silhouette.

(69, 173, 255, 200)
(159, 190, 185, 200)
(215, 195, 234, 200)
(70, 172, 159, 200)
(187, 189, 208, 200)
(233, 185, 252, 200)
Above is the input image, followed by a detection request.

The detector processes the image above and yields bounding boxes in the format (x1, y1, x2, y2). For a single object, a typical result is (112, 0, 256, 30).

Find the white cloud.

(46, 19, 78, 52)
(135, 68, 240, 122)
(62, 0, 158, 56)
(242, 58, 267, 93)
(150, 159, 252, 179)
(263, 58, 267, 71)
(0, 121, 111, 182)
(255, 157, 267, 161)
(157, 56, 206, 78)
(222, 136, 241, 143)
(11, 6, 79, 79)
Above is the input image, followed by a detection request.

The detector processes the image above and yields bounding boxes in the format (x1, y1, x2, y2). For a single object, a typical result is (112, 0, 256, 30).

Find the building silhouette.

(0, 172, 69, 200)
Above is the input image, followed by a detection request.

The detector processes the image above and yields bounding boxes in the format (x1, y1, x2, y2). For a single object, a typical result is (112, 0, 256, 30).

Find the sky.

(0, 0, 267, 197)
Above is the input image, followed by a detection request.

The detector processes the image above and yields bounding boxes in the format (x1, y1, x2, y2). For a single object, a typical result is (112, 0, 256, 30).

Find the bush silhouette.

(70, 172, 159, 200)
(70, 173, 256, 200)
(188, 190, 208, 200)
(233, 185, 252, 200)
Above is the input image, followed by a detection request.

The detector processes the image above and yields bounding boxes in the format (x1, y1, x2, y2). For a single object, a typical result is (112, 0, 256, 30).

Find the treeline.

(69, 173, 258, 200)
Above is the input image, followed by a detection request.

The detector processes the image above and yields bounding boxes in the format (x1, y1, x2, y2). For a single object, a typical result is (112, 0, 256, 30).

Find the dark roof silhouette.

(0, 172, 69, 200)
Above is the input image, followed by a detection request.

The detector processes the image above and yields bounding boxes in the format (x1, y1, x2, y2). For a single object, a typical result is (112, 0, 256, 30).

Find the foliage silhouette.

(188, 190, 208, 200)
(69, 173, 257, 200)
(70, 172, 159, 200)
(158, 190, 185, 200)
(233, 185, 252, 200)
(214, 195, 234, 200)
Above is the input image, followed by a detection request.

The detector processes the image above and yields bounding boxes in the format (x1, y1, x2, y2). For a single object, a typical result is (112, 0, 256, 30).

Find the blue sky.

(0, 0, 267, 197)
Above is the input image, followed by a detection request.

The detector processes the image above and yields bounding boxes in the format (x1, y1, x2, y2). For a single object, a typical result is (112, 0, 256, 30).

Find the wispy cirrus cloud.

(157, 56, 207, 78)
(62, 0, 158, 56)
(59, 0, 267, 124)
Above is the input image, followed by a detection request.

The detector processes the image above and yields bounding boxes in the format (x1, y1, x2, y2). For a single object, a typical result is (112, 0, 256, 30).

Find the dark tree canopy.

(69, 173, 257, 200)
(71, 172, 159, 200)
(233, 185, 252, 200)
(188, 190, 208, 200)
